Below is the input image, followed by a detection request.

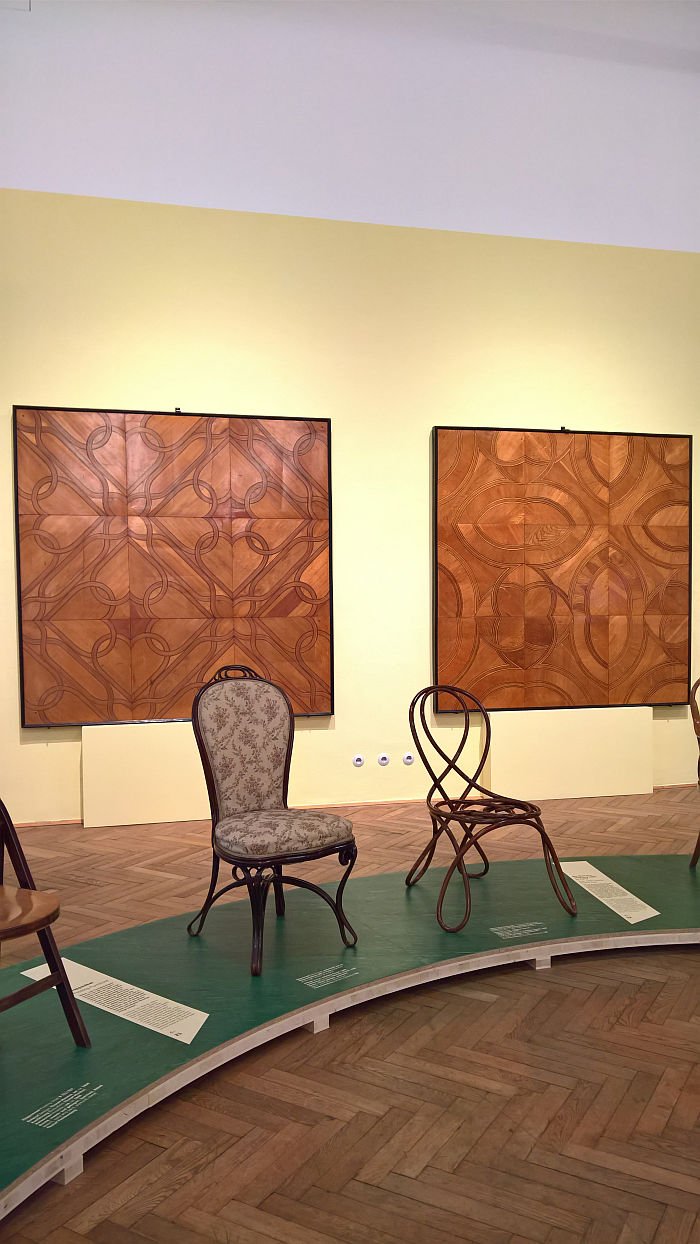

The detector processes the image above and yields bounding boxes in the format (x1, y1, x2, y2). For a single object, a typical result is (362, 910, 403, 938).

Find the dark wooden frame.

(406, 683, 578, 930)
(188, 666, 357, 975)
(13, 405, 335, 727)
(431, 425, 693, 712)
(0, 798, 90, 1046)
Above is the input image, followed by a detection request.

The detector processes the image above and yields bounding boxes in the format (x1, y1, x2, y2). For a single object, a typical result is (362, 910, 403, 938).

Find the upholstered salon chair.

(689, 676, 700, 869)
(188, 666, 358, 975)
(0, 797, 90, 1046)
(405, 684, 577, 931)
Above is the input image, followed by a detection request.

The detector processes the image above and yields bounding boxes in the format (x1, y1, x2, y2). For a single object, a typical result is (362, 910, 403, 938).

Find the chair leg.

(284, 843, 359, 948)
(273, 863, 286, 917)
(405, 816, 442, 887)
(532, 818, 577, 915)
(435, 826, 475, 933)
(36, 926, 90, 1048)
(334, 844, 358, 945)
(245, 869, 272, 976)
(187, 853, 221, 936)
(691, 763, 700, 868)
(457, 824, 490, 878)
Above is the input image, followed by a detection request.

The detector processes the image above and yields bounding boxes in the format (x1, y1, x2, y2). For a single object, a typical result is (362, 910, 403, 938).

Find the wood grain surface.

(15, 410, 332, 722)
(436, 429, 690, 709)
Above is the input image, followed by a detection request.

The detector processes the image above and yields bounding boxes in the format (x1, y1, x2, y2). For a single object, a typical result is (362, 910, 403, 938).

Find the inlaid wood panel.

(15, 408, 333, 723)
(435, 427, 691, 709)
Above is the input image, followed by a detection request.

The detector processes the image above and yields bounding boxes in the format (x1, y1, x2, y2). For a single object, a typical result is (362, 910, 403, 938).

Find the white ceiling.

(2, 1, 699, 249)
(4, 0, 700, 71)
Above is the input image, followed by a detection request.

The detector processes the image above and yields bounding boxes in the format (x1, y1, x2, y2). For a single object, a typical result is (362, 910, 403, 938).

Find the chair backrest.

(409, 684, 491, 808)
(0, 796, 36, 890)
(192, 666, 294, 824)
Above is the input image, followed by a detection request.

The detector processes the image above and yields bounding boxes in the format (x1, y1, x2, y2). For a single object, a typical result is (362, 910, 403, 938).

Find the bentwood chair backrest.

(408, 684, 492, 809)
(192, 668, 294, 824)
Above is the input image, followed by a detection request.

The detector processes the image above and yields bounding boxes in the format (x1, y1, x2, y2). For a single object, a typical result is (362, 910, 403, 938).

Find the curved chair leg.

(284, 844, 359, 948)
(691, 756, 700, 868)
(435, 824, 478, 933)
(273, 863, 286, 916)
(530, 818, 577, 915)
(405, 816, 442, 888)
(457, 824, 490, 878)
(335, 843, 359, 944)
(187, 852, 221, 936)
(245, 870, 272, 976)
(187, 855, 247, 936)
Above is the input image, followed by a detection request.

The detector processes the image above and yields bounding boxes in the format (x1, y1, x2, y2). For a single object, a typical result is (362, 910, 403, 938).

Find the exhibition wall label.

(434, 427, 691, 710)
(14, 408, 333, 724)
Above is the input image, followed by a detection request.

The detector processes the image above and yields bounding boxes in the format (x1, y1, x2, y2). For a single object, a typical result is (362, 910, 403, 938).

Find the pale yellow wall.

(1, 190, 698, 825)
(490, 708, 654, 802)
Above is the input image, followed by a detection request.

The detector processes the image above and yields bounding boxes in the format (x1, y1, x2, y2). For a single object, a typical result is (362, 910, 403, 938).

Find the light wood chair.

(0, 797, 90, 1046)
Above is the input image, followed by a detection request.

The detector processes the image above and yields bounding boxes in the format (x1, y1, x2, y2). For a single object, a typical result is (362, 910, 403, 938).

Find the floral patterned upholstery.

(214, 809, 354, 860)
(196, 679, 290, 818)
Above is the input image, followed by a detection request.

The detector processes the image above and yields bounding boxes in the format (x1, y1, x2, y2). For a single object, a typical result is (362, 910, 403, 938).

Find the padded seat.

(215, 809, 353, 860)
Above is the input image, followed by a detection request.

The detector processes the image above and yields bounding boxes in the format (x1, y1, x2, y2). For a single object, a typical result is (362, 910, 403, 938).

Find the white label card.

(562, 862, 659, 925)
(22, 959, 208, 1043)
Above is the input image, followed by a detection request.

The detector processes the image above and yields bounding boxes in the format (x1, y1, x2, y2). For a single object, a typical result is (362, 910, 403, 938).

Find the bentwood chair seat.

(189, 665, 358, 975)
(0, 797, 90, 1047)
(406, 683, 577, 932)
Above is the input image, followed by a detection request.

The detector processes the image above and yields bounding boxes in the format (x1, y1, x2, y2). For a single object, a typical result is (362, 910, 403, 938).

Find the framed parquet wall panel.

(14, 408, 333, 725)
(434, 427, 691, 710)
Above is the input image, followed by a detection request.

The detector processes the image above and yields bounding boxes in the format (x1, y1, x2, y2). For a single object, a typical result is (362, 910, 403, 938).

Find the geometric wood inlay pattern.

(14, 408, 333, 723)
(434, 427, 691, 709)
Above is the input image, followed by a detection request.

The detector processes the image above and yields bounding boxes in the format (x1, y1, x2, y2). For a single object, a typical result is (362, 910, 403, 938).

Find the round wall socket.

(352, 754, 365, 768)
(403, 752, 415, 765)
(378, 753, 390, 766)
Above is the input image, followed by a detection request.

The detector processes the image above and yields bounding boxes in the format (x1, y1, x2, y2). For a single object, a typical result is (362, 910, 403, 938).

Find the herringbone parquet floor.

(3, 788, 700, 1243)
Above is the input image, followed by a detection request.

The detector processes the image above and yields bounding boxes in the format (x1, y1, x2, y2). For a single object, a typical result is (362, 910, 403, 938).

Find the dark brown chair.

(0, 797, 90, 1046)
(188, 666, 358, 975)
(689, 676, 700, 870)
(405, 684, 577, 931)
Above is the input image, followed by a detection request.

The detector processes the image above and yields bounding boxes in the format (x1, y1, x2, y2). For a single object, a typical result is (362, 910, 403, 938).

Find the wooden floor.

(3, 788, 700, 1243)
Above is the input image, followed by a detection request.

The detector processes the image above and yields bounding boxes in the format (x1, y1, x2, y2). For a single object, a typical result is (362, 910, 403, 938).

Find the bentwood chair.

(0, 797, 90, 1046)
(188, 666, 358, 975)
(405, 684, 577, 931)
(689, 677, 700, 869)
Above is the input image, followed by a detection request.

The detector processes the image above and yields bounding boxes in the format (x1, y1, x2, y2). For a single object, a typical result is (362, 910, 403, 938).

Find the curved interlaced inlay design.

(406, 684, 577, 932)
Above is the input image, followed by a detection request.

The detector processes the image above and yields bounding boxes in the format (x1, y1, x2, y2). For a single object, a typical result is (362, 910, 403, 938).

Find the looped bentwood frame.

(405, 684, 578, 932)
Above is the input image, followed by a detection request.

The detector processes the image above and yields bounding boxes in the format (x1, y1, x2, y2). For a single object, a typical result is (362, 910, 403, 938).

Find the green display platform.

(1, 856, 698, 1220)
